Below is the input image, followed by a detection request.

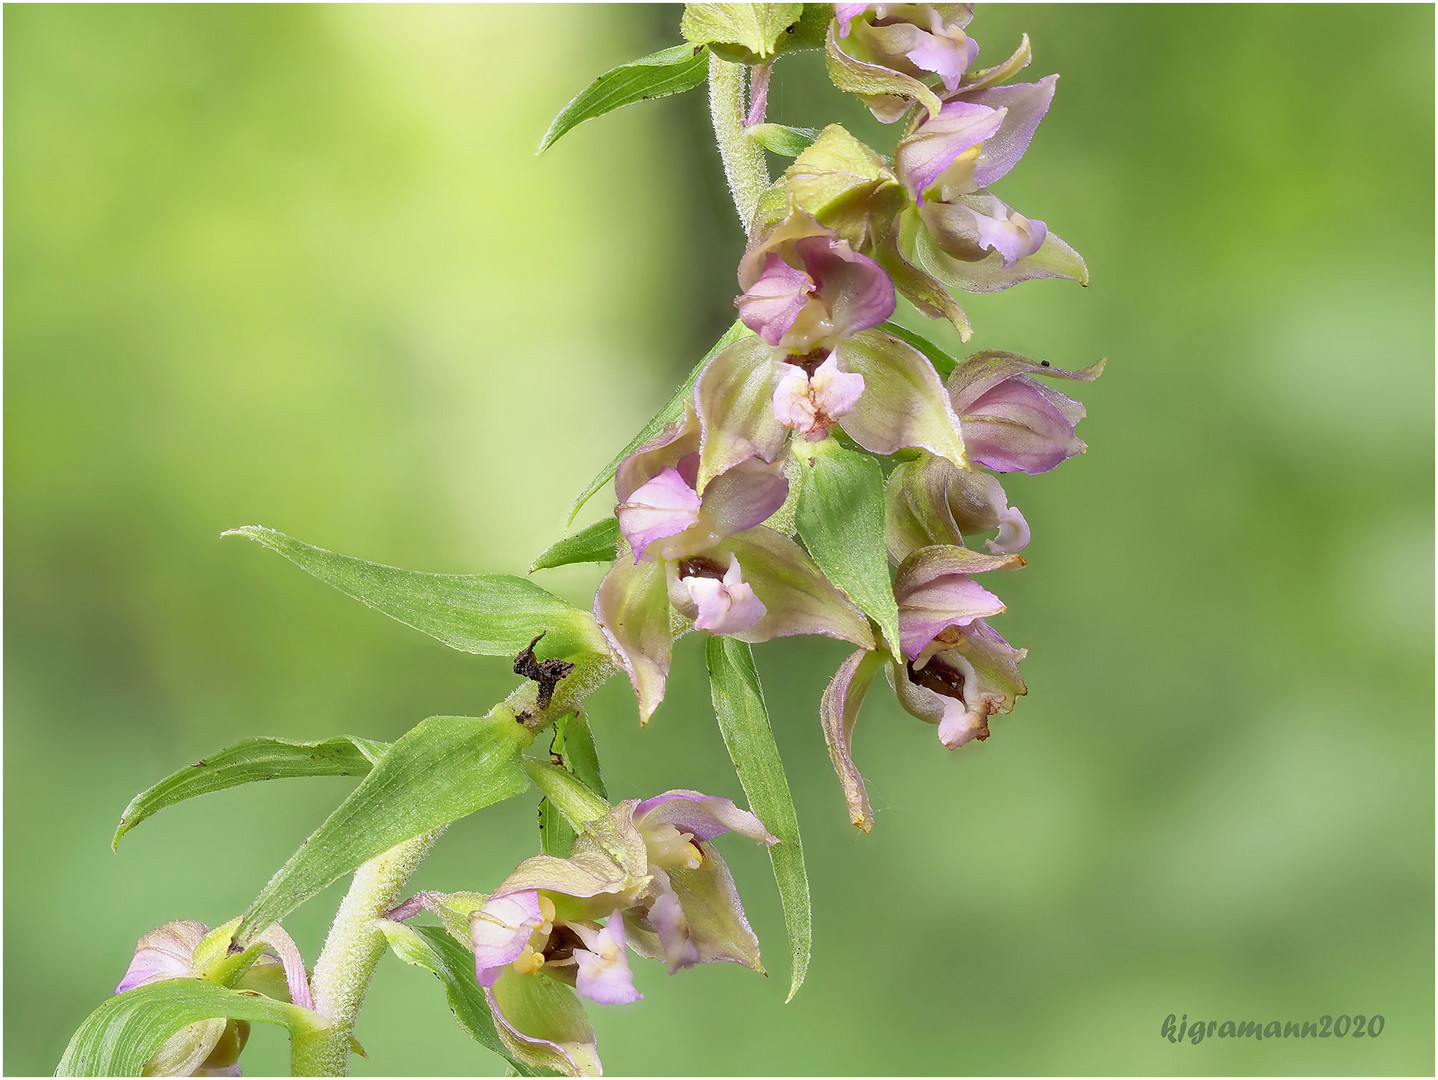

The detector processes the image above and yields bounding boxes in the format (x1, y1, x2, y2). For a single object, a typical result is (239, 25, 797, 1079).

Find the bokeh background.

(6, 4, 1433, 1075)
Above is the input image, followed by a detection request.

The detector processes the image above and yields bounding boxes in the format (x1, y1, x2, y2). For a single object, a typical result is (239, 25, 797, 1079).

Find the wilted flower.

(114, 919, 312, 1077)
(736, 211, 895, 353)
(947, 352, 1104, 474)
(820, 544, 1026, 830)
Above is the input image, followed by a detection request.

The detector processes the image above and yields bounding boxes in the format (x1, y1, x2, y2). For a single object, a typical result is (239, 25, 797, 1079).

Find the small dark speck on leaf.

(1040, 360, 1050, 366)
(191, 761, 207, 769)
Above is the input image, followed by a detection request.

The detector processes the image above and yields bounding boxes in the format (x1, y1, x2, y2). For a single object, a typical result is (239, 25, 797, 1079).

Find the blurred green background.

(6, 4, 1433, 1075)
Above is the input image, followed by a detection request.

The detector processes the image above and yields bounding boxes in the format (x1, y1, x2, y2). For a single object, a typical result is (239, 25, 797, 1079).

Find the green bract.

(680, 2, 807, 64)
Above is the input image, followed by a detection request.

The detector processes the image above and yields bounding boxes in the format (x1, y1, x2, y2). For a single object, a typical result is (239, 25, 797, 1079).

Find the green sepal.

(705, 636, 811, 1002)
(793, 439, 901, 658)
(539, 43, 709, 154)
(489, 969, 600, 1076)
(825, 20, 942, 122)
(56, 980, 326, 1077)
(681, 3, 804, 63)
(378, 922, 551, 1076)
(113, 735, 388, 850)
(747, 122, 819, 157)
(235, 713, 532, 945)
(525, 759, 611, 832)
(782, 124, 903, 249)
(530, 518, 619, 572)
(225, 526, 608, 662)
(567, 320, 750, 524)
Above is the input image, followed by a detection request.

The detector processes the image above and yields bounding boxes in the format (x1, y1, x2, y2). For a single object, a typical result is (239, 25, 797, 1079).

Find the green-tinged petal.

(834, 329, 968, 467)
(877, 213, 974, 339)
(894, 543, 1025, 592)
(820, 648, 885, 832)
(913, 204, 1089, 292)
(885, 455, 964, 562)
(825, 23, 942, 122)
(593, 554, 673, 724)
(489, 971, 600, 1078)
(713, 527, 875, 649)
(695, 335, 788, 490)
(666, 845, 764, 972)
(782, 124, 904, 249)
(954, 33, 1031, 93)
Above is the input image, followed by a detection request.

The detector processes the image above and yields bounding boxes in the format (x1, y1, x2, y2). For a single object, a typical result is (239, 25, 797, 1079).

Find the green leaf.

(879, 320, 960, 379)
(566, 319, 750, 524)
(379, 922, 550, 1076)
(794, 440, 901, 657)
(539, 43, 709, 154)
(56, 980, 324, 1077)
(530, 518, 618, 573)
(539, 713, 608, 857)
(681, 3, 804, 62)
(113, 735, 388, 850)
(705, 636, 811, 1002)
(236, 713, 531, 945)
(747, 122, 819, 157)
(225, 526, 607, 661)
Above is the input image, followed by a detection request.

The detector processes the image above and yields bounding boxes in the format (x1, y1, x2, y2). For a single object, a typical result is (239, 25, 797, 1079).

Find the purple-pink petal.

(962, 378, 1086, 474)
(116, 921, 207, 994)
(897, 101, 1006, 200)
(834, 3, 869, 35)
(964, 75, 1058, 187)
(698, 457, 789, 540)
(793, 234, 896, 339)
(634, 789, 777, 845)
(647, 889, 701, 972)
(615, 466, 701, 562)
(471, 890, 542, 988)
(572, 918, 643, 1006)
(906, 30, 978, 93)
(896, 574, 1006, 660)
(684, 555, 767, 635)
(736, 254, 814, 346)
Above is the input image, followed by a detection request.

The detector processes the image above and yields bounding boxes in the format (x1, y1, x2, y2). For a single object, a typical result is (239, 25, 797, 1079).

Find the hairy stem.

(708, 54, 769, 229)
(289, 829, 443, 1076)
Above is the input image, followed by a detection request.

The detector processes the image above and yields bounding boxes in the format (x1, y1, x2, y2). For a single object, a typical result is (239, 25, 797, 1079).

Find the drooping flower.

(114, 919, 312, 1077)
(946, 351, 1104, 474)
(827, 4, 981, 123)
(885, 451, 1029, 561)
(613, 791, 777, 974)
(819, 544, 1026, 830)
(597, 407, 873, 723)
(736, 212, 895, 354)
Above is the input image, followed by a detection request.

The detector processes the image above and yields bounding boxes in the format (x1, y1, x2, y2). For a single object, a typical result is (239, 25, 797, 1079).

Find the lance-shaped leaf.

(820, 647, 885, 832)
(235, 713, 531, 945)
(834, 329, 968, 467)
(681, 3, 804, 63)
(530, 518, 619, 573)
(378, 921, 549, 1077)
(568, 320, 750, 524)
(705, 636, 810, 1001)
(56, 979, 326, 1077)
(540, 43, 709, 154)
(114, 735, 389, 850)
(794, 440, 901, 657)
(747, 123, 819, 157)
(225, 527, 607, 661)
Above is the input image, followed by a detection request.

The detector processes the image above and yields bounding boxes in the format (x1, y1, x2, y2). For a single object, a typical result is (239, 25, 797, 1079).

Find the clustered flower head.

(593, 2, 1102, 834)
(387, 789, 775, 1076)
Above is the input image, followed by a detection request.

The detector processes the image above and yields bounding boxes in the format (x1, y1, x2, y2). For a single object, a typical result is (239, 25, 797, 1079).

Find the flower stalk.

(289, 830, 443, 1076)
(708, 53, 769, 228)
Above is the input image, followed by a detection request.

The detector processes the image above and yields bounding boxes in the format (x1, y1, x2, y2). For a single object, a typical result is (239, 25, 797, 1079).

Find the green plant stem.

(708, 53, 769, 229)
(289, 829, 443, 1076)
